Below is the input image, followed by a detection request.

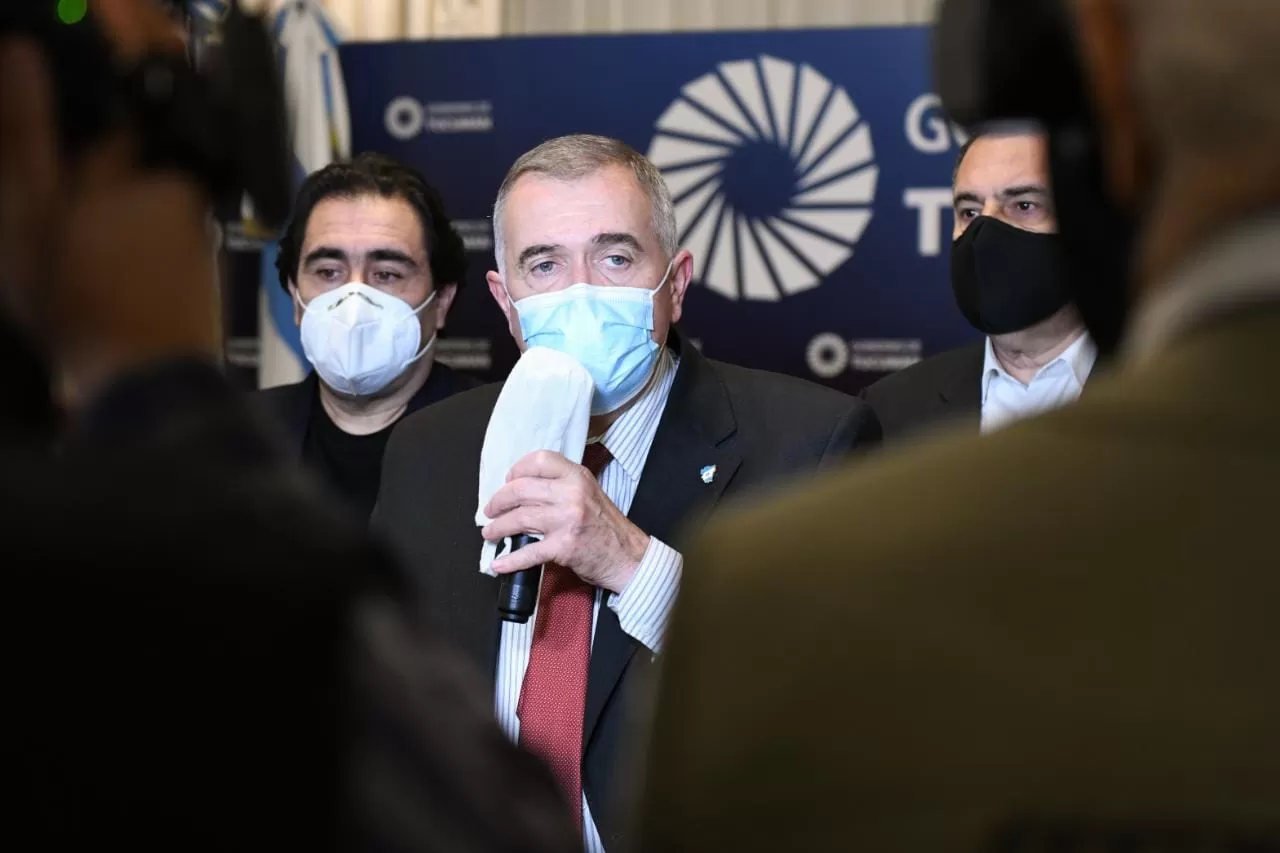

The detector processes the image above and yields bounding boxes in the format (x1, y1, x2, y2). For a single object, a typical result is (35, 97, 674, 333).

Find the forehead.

(502, 165, 656, 250)
(954, 134, 1051, 194)
(302, 194, 425, 254)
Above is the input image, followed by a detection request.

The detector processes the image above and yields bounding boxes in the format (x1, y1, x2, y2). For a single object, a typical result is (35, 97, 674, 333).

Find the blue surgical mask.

(511, 260, 674, 416)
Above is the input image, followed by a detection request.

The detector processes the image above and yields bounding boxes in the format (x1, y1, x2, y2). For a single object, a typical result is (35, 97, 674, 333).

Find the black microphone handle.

(497, 533, 542, 624)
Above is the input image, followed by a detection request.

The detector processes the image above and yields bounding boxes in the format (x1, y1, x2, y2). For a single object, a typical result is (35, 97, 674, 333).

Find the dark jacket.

(250, 362, 481, 459)
(636, 306, 1280, 852)
(372, 332, 882, 850)
(858, 340, 986, 444)
(4, 356, 577, 853)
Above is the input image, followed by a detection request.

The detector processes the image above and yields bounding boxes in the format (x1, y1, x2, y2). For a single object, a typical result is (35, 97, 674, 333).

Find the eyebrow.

(302, 247, 347, 267)
(366, 248, 419, 268)
(516, 243, 562, 270)
(302, 247, 419, 268)
(953, 185, 1051, 207)
(998, 184, 1050, 200)
(515, 232, 647, 270)
(591, 232, 644, 253)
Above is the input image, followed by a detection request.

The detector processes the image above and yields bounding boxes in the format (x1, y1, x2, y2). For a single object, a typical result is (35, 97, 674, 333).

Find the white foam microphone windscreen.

(475, 346, 594, 575)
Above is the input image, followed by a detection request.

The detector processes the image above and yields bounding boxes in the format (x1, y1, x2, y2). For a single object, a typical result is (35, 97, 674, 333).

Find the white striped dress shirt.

(495, 349, 683, 853)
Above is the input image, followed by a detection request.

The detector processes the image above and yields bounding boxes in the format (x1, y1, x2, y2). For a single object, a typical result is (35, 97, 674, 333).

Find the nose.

(982, 198, 1002, 219)
(565, 257, 614, 287)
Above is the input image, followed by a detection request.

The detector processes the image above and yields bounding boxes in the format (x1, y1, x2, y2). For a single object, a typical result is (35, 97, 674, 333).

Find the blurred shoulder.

(860, 341, 984, 406)
(708, 358, 864, 421)
(386, 381, 503, 459)
(691, 398, 1108, 583)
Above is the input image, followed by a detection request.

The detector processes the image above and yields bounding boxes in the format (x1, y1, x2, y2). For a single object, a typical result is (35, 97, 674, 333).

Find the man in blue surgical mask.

(373, 134, 881, 853)
(253, 153, 479, 518)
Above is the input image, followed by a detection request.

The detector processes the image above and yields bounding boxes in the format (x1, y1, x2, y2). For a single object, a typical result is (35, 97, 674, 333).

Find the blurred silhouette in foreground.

(636, 0, 1280, 849)
(0, 3, 576, 851)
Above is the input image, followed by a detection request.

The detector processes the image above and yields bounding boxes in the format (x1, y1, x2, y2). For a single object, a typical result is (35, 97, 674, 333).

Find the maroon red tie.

(517, 442, 613, 829)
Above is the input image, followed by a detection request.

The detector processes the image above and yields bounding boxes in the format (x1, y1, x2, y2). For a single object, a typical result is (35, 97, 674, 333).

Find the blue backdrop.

(341, 27, 977, 392)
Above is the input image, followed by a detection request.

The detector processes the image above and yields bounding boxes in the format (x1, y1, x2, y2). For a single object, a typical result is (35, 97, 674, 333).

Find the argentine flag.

(258, 0, 352, 388)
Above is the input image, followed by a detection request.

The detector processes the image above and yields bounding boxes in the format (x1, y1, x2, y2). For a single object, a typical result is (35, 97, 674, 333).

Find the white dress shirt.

(495, 349, 683, 853)
(980, 332, 1098, 434)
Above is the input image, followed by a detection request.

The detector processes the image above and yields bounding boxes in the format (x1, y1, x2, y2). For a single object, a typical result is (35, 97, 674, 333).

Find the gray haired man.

(373, 134, 880, 851)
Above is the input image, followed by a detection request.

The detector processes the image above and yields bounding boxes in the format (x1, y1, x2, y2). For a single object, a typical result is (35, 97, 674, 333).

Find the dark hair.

(952, 121, 1047, 186)
(275, 152, 467, 292)
(952, 135, 978, 186)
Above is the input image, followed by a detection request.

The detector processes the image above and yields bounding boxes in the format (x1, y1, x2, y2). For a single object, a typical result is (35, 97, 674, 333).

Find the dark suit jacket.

(860, 338, 1104, 444)
(4, 356, 578, 853)
(372, 333, 881, 849)
(249, 362, 480, 458)
(636, 307, 1280, 852)
(859, 340, 985, 442)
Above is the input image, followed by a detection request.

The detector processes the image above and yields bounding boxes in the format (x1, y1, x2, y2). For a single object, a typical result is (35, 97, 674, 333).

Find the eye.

(315, 267, 343, 282)
(603, 254, 631, 268)
(532, 260, 557, 276)
(371, 270, 403, 284)
(1015, 201, 1039, 213)
(957, 208, 979, 220)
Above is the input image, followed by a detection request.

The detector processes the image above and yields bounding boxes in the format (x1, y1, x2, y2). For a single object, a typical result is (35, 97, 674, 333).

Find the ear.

(486, 269, 515, 326)
(433, 282, 459, 330)
(667, 249, 694, 325)
(289, 282, 303, 326)
(1072, 0, 1143, 205)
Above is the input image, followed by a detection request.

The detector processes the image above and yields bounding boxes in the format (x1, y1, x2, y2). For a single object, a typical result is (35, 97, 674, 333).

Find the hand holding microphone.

(475, 348, 593, 623)
(483, 448, 650, 601)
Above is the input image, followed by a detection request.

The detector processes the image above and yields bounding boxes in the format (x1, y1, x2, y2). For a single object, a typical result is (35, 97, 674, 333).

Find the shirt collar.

(1126, 211, 1280, 364)
(981, 331, 1098, 404)
(593, 348, 679, 482)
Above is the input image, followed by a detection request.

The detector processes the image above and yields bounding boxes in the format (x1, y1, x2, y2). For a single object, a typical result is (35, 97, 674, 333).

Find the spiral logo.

(647, 56, 877, 302)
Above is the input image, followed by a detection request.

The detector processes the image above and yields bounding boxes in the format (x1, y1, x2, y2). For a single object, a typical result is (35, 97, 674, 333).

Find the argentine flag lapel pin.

(699, 464, 717, 485)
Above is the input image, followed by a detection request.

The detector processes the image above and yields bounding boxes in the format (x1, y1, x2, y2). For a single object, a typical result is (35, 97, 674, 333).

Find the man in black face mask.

(862, 126, 1096, 441)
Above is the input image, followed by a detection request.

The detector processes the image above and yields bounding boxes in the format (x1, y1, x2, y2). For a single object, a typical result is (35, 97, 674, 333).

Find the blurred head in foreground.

(632, 2, 1280, 851)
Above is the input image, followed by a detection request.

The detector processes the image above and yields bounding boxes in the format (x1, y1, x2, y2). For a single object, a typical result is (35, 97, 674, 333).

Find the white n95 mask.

(297, 282, 437, 397)
(511, 259, 673, 416)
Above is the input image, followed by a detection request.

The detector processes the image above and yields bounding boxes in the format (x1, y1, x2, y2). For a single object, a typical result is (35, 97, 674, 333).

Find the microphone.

(497, 534, 541, 623)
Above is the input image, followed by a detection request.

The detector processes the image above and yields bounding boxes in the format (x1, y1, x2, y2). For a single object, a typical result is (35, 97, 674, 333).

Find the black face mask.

(934, 0, 1137, 356)
(950, 216, 1075, 335)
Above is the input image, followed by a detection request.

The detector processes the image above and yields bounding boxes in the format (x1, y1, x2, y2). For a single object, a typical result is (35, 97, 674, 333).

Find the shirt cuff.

(607, 537, 683, 654)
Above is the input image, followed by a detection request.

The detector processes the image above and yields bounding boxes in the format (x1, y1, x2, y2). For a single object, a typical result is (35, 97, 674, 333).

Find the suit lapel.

(936, 340, 986, 432)
(584, 338, 742, 745)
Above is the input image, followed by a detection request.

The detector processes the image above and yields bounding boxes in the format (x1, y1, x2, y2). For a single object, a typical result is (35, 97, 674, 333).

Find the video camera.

(0, 0, 292, 229)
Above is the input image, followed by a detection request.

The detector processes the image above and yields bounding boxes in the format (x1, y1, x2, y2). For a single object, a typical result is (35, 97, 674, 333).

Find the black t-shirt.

(301, 404, 395, 519)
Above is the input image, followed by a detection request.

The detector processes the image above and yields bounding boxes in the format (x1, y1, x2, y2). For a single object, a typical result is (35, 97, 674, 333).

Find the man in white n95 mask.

(372, 134, 882, 853)
(253, 152, 479, 518)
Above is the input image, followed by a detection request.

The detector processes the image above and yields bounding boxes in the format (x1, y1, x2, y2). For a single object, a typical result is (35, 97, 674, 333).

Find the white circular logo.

(806, 333, 850, 379)
(385, 96, 424, 141)
(647, 55, 878, 302)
